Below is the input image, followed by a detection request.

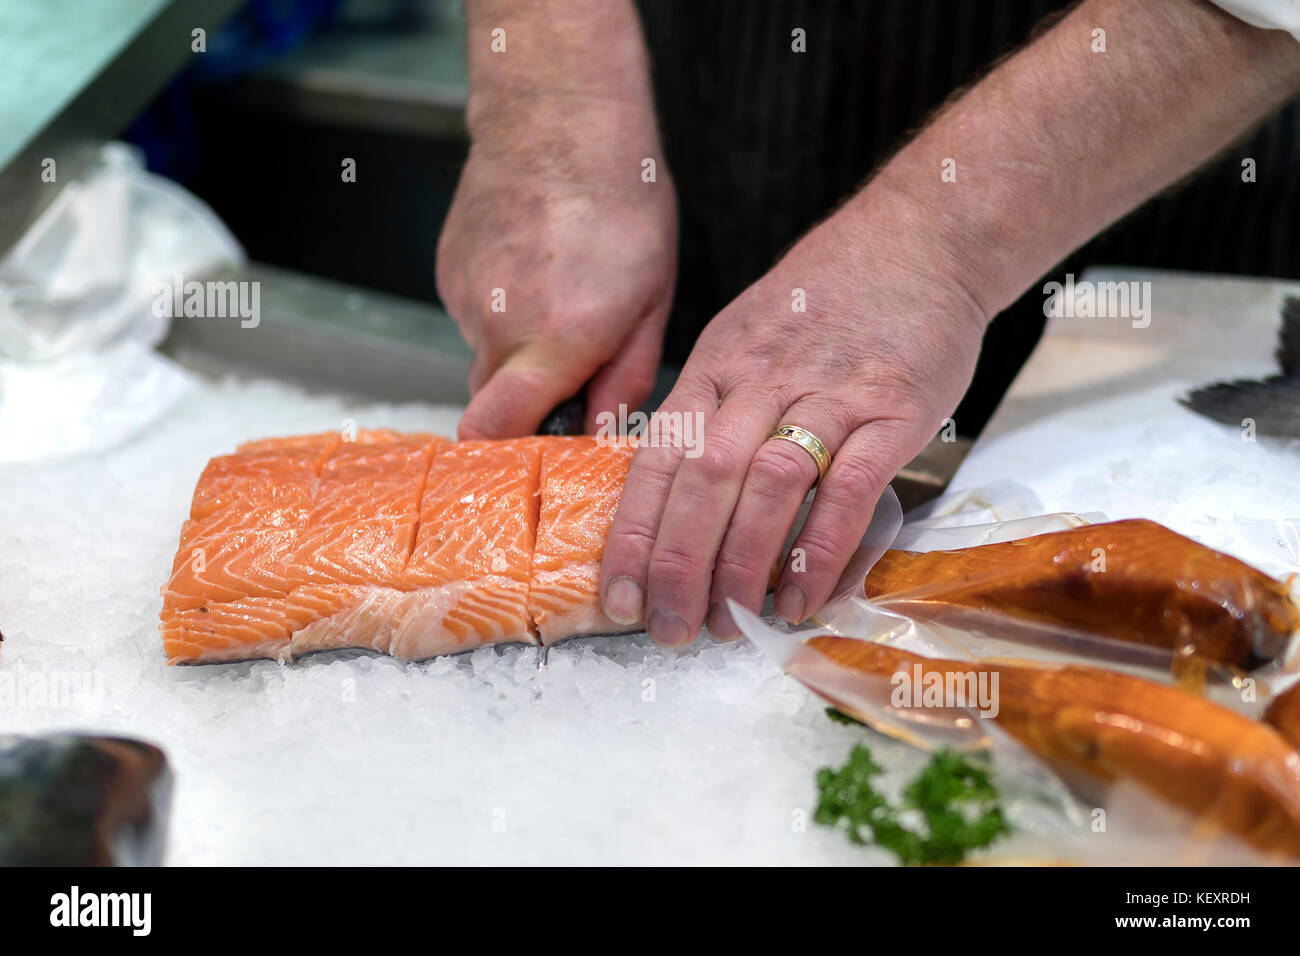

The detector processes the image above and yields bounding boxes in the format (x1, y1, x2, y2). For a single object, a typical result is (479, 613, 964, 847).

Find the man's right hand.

(437, 83, 677, 439)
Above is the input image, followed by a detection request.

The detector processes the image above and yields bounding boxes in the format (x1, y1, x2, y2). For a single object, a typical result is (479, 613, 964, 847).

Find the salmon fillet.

(863, 519, 1299, 668)
(162, 432, 440, 663)
(161, 432, 635, 663)
(800, 635, 1300, 859)
(527, 436, 638, 645)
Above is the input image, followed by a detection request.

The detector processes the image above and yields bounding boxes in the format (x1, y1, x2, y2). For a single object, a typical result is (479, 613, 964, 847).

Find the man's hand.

(600, 186, 986, 643)
(437, 101, 676, 438)
(600, 0, 1300, 645)
(437, 1, 675, 438)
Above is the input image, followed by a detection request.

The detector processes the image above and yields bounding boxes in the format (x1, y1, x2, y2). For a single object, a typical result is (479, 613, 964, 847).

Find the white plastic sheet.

(0, 143, 244, 462)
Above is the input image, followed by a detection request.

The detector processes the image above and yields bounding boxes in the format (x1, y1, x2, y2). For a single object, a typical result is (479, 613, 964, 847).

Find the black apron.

(637, 0, 1300, 432)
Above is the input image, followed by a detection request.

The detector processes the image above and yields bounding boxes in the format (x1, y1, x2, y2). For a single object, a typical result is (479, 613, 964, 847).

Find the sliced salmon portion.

(162, 432, 643, 663)
(398, 438, 542, 649)
(527, 436, 639, 645)
(189, 435, 336, 521)
(289, 438, 543, 659)
(292, 436, 435, 587)
(162, 585, 366, 663)
(288, 580, 528, 660)
(165, 439, 335, 618)
(162, 433, 440, 663)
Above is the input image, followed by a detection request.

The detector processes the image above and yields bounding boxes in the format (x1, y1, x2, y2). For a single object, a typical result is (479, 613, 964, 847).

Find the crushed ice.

(0, 373, 895, 864)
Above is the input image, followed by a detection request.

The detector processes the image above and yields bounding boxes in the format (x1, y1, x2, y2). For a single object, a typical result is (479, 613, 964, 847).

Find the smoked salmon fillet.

(1265, 682, 1300, 751)
(161, 432, 636, 663)
(799, 635, 1300, 858)
(863, 519, 1299, 669)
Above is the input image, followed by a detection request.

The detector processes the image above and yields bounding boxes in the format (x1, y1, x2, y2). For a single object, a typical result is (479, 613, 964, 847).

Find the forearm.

(463, 0, 657, 142)
(853, 0, 1300, 322)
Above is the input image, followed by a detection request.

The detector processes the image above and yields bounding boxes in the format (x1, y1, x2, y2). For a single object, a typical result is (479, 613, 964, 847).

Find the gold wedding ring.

(766, 424, 831, 484)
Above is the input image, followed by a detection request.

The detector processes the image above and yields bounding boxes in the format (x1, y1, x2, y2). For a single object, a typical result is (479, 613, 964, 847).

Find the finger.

(468, 350, 495, 395)
(438, 279, 482, 352)
(599, 380, 717, 628)
(775, 421, 914, 623)
(706, 404, 852, 639)
(458, 344, 597, 440)
(642, 391, 783, 647)
(583, 301, 668, 433)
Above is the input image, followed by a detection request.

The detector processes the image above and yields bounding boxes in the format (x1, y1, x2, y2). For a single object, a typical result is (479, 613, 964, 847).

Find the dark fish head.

(0, 734, 171, 866)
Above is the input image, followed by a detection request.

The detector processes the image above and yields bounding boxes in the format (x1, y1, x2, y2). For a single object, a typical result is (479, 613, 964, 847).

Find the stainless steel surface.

(0, 0, 245, 256)
(161, 263, 474, 404)
(895, 436, 973, 512)
(220, 15, 468, 139)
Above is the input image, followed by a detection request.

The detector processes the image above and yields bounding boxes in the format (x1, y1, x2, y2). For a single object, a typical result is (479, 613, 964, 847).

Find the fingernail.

(647, 609, 690, 647)
(776, 584, 807, 623)
(604, 576, 644, 625)
(706, 601, 739, 640)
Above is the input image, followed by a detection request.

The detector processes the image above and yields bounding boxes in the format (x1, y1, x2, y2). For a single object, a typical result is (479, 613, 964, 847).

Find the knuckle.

(619, 370, 657, 403)
(826, 400, 867, 437)
(749, 445, 815, 496)
(695, 438, 747, 484)
(791, 395, 860, 436)
(607, 519, 659, 561)
(665, 375, 720, 412)
(792, 531, 844, 577)
(648, 540, 701, 588)
(669, 475, 717, 514)
(538, 309, 583, 340)
(497, 362, 553, 394)
(824, 453, 892, 508)
(630, 443, 684, 482)
(712, 549, 765, 589)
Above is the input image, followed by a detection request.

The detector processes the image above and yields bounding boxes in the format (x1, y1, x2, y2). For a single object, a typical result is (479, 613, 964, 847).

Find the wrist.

(465, 93, 668, 194)
(839, 172, 997, 338)
(464, 2, 657, 143)
(466, 89, 657, 144)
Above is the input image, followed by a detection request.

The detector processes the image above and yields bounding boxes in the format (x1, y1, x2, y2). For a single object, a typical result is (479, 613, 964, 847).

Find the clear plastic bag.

(0, 143, 243, 463)
(851, 498, 1299, 679)
(737, 482, 1300, 863)
(731, 600, 1300, 865)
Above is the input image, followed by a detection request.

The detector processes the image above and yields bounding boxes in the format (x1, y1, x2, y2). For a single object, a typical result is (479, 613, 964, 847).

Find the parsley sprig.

(815, 739, 1010, 865)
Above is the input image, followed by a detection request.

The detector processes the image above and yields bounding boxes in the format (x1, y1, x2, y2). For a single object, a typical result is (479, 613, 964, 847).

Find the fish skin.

(801, 635, 1300, 859)
(1181, 296, 1300, 437)
(863, 518, 1299, 669)
(161, 433, 637, 663)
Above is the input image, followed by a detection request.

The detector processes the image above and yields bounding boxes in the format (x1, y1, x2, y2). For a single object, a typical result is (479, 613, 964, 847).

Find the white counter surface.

(951, 268, 1300, 578)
